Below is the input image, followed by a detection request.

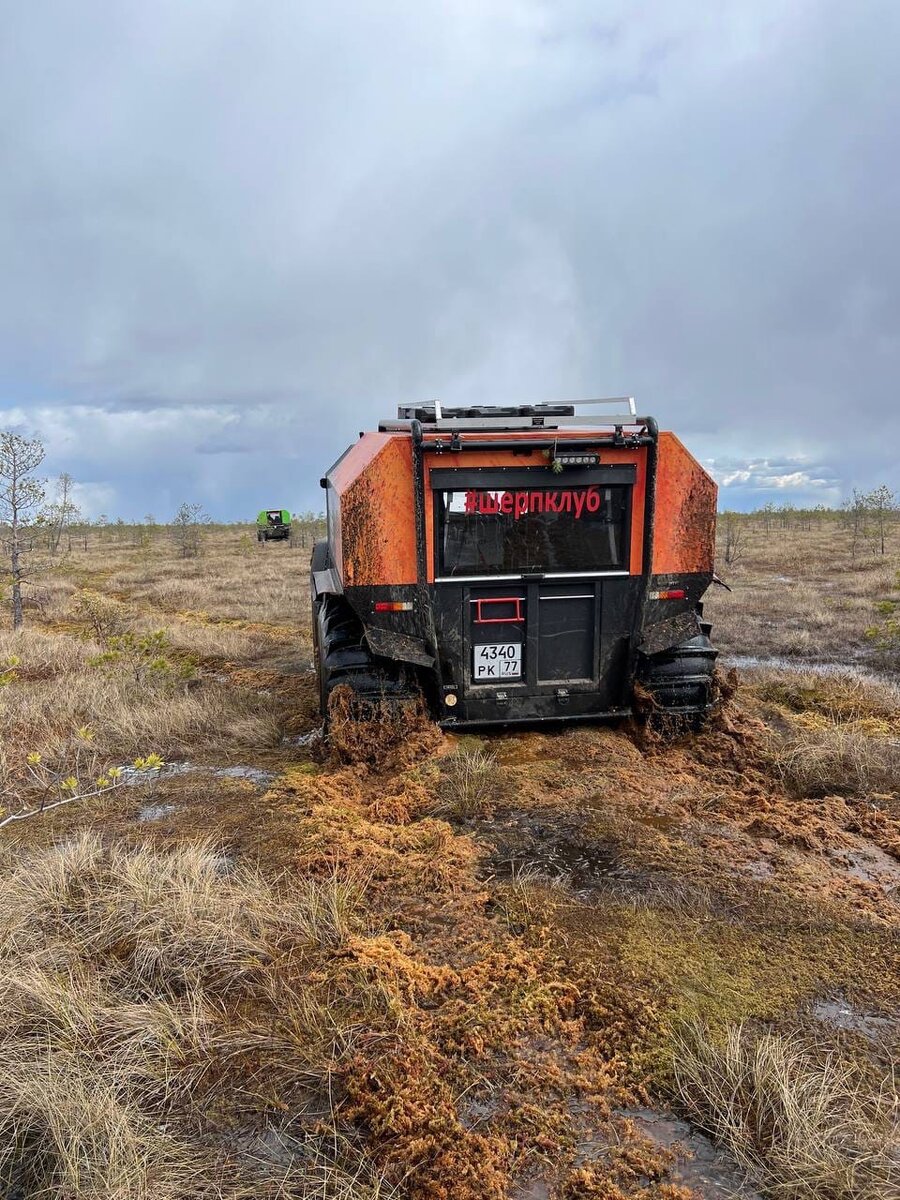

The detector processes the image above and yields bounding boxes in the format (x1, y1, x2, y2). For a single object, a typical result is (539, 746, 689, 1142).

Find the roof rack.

(380, 396, 644, 433)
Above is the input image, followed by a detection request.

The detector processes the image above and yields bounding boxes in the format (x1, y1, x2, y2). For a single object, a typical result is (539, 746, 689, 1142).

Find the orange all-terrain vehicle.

(311, 399, 718, 728)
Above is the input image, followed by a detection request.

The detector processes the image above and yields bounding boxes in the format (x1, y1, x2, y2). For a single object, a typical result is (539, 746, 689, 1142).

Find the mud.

(839, 845, 900, 893)
(616, 1109, 763, 1199)
(479, 811, 632, 896)
(137, 802, 177, 822)
(811, 997, 899, 1041)
(511, 1106, 763, 1199)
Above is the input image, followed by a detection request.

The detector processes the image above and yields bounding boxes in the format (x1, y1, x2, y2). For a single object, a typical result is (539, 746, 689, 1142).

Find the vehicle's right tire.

(636, 619, 718, 727)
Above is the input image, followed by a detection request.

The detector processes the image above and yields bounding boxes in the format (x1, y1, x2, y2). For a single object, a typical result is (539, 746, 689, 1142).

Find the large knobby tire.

(636, 619, 718, 729)
(312, 591, 418, 724)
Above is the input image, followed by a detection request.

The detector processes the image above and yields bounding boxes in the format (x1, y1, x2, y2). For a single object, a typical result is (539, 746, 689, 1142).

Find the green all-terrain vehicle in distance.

(256, 509, 291, 542)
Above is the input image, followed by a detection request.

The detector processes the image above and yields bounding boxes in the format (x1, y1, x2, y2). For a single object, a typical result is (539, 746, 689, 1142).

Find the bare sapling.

(45, 471, 80, 554)
(0, 431, 47, 630)
(866, 483, 897, 556)
(172, 502, 212, 558)
(720, 511, 746, 567)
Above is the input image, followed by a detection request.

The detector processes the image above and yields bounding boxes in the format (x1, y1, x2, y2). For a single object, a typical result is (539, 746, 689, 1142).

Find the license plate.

(473, 642, 522, 680)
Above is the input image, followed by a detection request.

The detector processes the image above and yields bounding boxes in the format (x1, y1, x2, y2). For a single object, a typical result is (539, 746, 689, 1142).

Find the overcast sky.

(1, 0, 897, 519)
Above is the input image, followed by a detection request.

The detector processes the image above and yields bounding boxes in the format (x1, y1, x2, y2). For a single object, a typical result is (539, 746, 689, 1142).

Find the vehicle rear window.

(435, 484, 630, 577)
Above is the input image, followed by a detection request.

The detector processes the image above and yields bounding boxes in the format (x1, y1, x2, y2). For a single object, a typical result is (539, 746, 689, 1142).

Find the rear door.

(431, 465, 635, 701)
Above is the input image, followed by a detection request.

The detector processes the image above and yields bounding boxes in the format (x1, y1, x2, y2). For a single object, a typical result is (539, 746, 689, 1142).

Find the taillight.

(649, 589, 686, 601)
(374, 601, 414, 613)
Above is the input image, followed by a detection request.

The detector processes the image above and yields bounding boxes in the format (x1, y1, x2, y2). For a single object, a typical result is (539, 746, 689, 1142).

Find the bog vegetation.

(0, 440, 897, 1199)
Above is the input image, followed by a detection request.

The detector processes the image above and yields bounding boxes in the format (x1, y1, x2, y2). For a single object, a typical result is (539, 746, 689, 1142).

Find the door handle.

(472, 597, 525, 624)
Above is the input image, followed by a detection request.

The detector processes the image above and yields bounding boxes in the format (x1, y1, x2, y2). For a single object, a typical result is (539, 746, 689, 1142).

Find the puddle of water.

(459, 1094, 501, 1130)
(827, 844, 900, 895)
(843, 847, 900, 893)
(212, 765, 276, 785)
(509, 1182, 551, 1200)
(137, 803, 176, 823)
(119, 762, 275, 788)
(287, 728, 323, 748)
(635, 812, 679, 833)
(484, 814, 626, 896)
(724, 654, 882, 681)
(812, 998, 898, 1041)
(618, 1107, 762, 1199)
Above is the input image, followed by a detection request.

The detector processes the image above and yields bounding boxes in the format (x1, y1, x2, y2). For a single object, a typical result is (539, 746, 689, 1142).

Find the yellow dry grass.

(0, 832, 394, 1199)
(675, 1022, 900, 1199)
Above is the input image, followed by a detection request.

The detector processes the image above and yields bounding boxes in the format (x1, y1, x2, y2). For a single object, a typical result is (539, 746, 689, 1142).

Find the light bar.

(648, 589, 686, 601)
(555, 453, 599, 466)
(374, 601, 414, 613)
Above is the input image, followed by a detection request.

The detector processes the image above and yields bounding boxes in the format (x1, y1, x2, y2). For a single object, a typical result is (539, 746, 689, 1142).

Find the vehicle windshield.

(435, 484, 629, 577)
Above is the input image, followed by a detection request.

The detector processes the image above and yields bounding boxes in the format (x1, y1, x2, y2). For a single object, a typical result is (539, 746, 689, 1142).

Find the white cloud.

(71, 480, 117, 520)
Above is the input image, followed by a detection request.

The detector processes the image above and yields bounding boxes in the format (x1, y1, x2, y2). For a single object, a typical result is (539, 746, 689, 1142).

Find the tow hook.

(556, 688, 570, 705)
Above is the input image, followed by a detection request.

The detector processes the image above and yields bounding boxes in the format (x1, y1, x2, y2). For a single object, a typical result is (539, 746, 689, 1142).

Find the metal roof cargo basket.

(381, 396, 644, 433)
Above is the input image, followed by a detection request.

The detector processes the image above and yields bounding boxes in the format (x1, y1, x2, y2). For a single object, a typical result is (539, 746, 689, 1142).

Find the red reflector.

(374, 601, 413, 613)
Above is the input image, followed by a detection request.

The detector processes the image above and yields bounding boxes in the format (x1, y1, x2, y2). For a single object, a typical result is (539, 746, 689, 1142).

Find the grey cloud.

(0, 0, 898, 518)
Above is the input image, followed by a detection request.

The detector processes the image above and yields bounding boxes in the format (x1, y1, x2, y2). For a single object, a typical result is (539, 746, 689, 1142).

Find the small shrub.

(70, 589, 132, 648)
(90, 630, 197, 689)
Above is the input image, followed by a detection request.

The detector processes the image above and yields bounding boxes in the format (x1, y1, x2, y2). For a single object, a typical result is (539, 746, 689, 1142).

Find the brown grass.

(751, 666, 900, 724)
(767, 720, 900, 798)
(706, 520, 900, 662)
(1, 660, 283, 764)
(674, 1022, 900, 1199)
(0, 833, 391, 1199)
(433, 745, 505, 818)
(748, 666, 900, 798)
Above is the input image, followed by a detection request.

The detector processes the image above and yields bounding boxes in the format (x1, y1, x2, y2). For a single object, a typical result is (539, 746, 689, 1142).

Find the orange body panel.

(652, 433, 717, 575)
(329, 434, 417, 586)
(327, 429, 715, 585)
